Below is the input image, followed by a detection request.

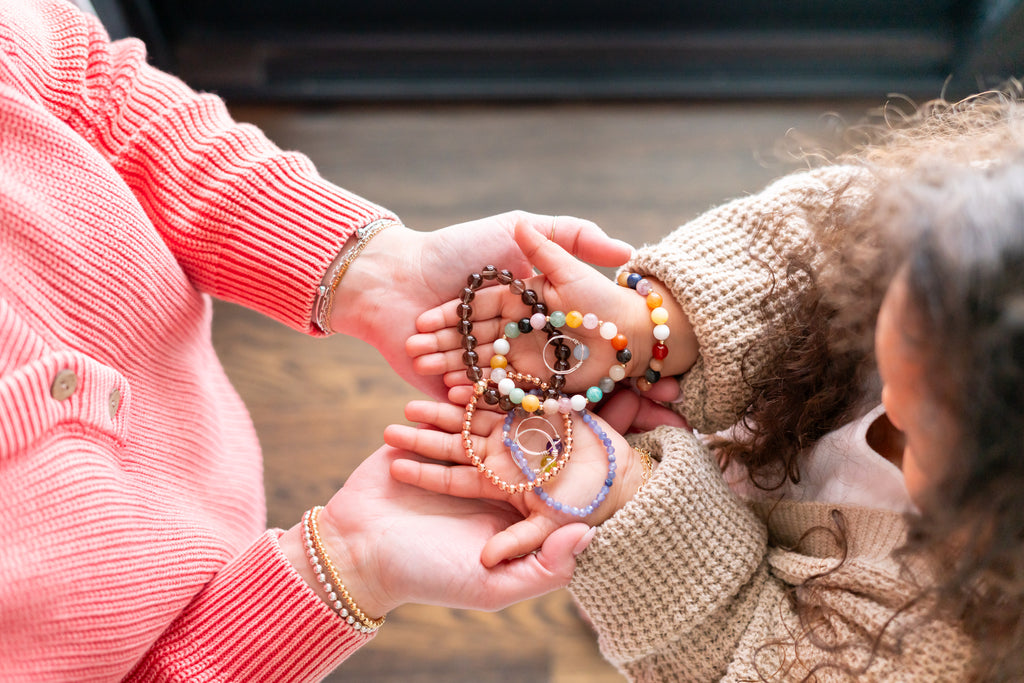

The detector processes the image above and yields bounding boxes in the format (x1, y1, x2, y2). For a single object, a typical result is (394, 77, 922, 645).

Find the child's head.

(877, 152, 1024, 677)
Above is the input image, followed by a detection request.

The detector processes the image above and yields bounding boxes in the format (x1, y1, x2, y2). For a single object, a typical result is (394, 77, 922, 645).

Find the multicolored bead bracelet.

(616, 271, 671, 392)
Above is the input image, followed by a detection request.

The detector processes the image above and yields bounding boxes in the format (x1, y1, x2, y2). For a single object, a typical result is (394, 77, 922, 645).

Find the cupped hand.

(303, 444, 594, 618)
(383, 387, 645, 567)
(333, 211, 633, 400)
(408, 221, 652, 393)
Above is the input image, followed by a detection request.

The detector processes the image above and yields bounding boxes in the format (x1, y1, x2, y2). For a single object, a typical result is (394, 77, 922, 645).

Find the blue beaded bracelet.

(505, 410, 616, 518)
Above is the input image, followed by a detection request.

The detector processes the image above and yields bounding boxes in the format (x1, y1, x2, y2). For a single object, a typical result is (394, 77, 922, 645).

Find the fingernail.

(573, 527, 598, 556)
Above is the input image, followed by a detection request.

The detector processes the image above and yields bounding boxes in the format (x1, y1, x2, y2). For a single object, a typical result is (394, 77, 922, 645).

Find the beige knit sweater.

(569, 167, 976, 681)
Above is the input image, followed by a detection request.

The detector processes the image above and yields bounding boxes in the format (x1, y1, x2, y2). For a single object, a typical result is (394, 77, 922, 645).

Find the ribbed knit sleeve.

(625, 166, 870, 433)
(0, 0, 397, 333)
(126, 531, 373, 683)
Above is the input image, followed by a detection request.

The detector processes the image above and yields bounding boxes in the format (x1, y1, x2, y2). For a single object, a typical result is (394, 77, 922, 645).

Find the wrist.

(324, 219, 410, 336)
(618, 273, 698, 381)
(280, 508, 392, 627)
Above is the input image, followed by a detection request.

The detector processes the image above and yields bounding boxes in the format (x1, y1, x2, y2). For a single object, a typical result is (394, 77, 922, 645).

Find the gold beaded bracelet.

(302, 506, 385, 632)
(634, 447, 654, 494)
(312, 218, 400, 334)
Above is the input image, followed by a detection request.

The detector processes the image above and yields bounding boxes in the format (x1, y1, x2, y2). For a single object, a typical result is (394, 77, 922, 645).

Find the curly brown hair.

(714, 85, 1024, 679)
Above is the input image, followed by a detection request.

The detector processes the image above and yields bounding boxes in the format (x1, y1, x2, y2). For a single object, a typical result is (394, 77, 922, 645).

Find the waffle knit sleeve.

(0, 0, 397, 333)
(625, 166, 871, 433)
(569, 425, 770, 680)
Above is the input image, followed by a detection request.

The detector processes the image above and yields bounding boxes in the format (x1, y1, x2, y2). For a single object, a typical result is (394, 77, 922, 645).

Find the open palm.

(383, 388, 641, 567)
(408, 222, 651, 395)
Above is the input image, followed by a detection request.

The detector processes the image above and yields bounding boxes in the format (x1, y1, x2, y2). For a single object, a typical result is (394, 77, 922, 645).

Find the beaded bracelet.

(634, 447, 654, 493)
(302, 506, 385, 632)
(313, 218, 400, 334)
(459, 266, 633, 411)
(490, 305, 633, 410)
(459, 267, 570, 401)
(519, 410, 616, 518)
(463, 376, 574, 494)
(616, 271, 671, 392)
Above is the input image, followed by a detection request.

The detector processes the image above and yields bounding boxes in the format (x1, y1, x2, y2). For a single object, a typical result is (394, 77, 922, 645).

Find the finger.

(405, 399, 502, 435)
(476, 523, 593, 609)
(514, 221, 598, 288)
(644, 376, 683, 402)
(406, 329, 467, 356)
(414, 287, 510, 334)
(412, 348, 480, 378)
(481, 514, 561, 568)
(527, 214, 633, 268)
(447, 384, 476, 405)
(629, 398, 691, 432)
(595, 389, 641, 435)
(389, 459, 513, 505)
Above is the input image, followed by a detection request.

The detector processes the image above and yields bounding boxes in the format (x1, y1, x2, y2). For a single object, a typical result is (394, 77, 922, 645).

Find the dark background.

(94, 0, 1022, 102)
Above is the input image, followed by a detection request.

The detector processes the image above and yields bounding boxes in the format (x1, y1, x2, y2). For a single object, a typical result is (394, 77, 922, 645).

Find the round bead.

(616, 348, 633, 364)
(543, 398, 560, 415)
(458, 303, 472, 320)
(491, 367, 508, 382)
(565, 310, 584, 328)
(549, 310, 567, 328)
(626, 273, 642, 289)
(599, 321, 617, 340)
(517, 318, 533, 334)
(490, 355, 508, 369)
(611, 333, 629, 350)
(652, 342, 669, 360)
(509, 388, 525, 404)
(650, 307, 669, 325)
(530, 312, 547, 330)
(646, 291, 663, 309)
(636, 377, 653, 392)
(609, 364, 627, 382)
(467, 272, 483, 289)
(504, 322, 521, 338)
(582, 313, 600, 329)
(598, 376, 616, 393)
(586, 386, 604, 403)
(616, 271, 630, 286)
(493, 338, 511, 355)
(649, 359, 664, 372)
(483, 388, 500, 404)
(510, 279, 526, 295)
(573, 344, 590, 361)
(498, 378, 516, 395)
(570, 394, 588, 411)
(557, 396, 573, 414)
(463, 350, 479, 366)
(521, 289, 538, 306)
(644, 368, 662, 384)
(521, 394, 541, 412)
(653, 324, 671, 341)
(635, 279, 652, 296)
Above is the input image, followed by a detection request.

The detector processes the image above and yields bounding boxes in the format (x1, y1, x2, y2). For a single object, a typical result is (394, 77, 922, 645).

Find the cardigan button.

(108, 388, 121, 419)
(50, 369, 78, 401)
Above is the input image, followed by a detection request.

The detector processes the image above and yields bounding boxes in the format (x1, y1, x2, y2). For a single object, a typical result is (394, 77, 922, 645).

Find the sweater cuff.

(570, 426, 766, 662)
(127, 530, 373, 682)
(624, 166, 868, 433)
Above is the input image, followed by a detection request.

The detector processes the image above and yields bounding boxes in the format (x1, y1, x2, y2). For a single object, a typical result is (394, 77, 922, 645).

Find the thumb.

(514, 220, 596, 288)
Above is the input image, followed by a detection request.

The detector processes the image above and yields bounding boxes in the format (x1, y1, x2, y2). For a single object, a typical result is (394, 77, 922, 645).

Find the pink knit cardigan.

(0, 1, 397, 680)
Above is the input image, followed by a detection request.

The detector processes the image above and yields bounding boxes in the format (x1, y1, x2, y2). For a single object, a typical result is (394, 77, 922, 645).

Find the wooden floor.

(209, 99, 873, 681)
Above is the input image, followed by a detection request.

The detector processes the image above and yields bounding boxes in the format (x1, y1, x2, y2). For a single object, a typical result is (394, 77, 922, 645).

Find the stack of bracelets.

(457, 266, 668, 517)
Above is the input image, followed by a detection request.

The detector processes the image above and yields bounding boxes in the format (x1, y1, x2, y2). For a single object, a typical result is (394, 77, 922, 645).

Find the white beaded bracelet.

(302, 506, 385, 632)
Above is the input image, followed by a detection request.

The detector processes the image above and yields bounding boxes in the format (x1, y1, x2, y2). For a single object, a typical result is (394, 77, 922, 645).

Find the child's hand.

(407, 223, 661, 394)
(383, 387, 648, 567)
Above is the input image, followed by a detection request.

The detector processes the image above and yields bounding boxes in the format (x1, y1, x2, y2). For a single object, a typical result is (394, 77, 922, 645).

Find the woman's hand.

(331, 211, 633, 400)
(408, 222, 673, 393)
(281, 443, 595, 619)
(383, 387, 648, 567)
